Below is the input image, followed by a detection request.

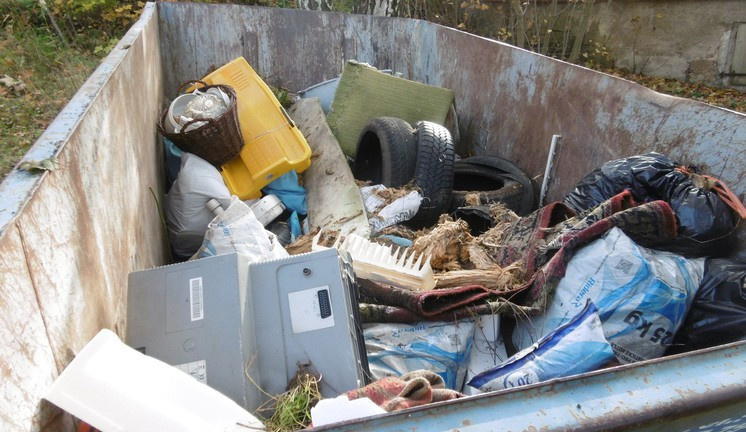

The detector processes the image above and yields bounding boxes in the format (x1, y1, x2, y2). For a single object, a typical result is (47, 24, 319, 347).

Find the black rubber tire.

(353, 117, 417, 187)
(451, 205, 495, 236)
(405, 121, 456, 229)
(450, 162, 527, 215)
(456, 156, 536, 215)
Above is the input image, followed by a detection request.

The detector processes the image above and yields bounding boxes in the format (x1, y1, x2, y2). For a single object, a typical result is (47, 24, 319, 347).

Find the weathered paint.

(0, 226, 71, 431)
(0, 3, 745, 431)
(157, 2, 746, 258)
(313, 341, 746, 431)
(288, 98, 370, 236)
(0, 4, 165, 431)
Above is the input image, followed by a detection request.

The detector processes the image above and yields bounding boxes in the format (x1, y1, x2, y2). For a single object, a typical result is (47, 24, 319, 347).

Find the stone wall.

(349, 0, 746, 88)
(591, 0, 745, 88)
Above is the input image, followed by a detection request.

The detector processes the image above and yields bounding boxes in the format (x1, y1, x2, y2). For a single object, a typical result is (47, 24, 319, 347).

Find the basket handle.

(157, 108, 172, 134)
(179, 116, 218, 132)
(177, 79, 210, 94)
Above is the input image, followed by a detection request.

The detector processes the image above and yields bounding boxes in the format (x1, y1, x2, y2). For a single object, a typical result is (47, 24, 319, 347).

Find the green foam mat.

(327, 61, 455, 157)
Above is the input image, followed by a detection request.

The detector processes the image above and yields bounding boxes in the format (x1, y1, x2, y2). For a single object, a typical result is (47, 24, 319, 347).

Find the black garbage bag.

(668, 258, 746, 354)
(564, 152, 745, 257)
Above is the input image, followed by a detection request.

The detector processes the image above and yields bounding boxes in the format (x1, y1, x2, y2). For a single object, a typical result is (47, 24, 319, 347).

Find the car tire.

(353, 117, 417, 187)
(454, 156, 535, 215)
(450, 163, 527, 215)
(405, 121, 456, 229)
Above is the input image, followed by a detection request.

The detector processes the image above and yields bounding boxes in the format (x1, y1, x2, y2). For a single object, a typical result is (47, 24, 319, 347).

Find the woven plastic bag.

(193, 197, 288, 262)
(513, 227, 705, 364)
(364, 320, 474, 391)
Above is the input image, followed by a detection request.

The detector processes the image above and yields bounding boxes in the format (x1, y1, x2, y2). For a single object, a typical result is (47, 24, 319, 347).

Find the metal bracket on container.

(539, 134, 562, 207)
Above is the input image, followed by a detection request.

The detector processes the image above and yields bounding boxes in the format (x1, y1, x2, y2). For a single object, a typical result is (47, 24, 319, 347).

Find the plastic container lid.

(44, 329, 264, 432)
(167, 93, 198, 133)
(206, 199, 224, 217)
(251, 194, 285, 226)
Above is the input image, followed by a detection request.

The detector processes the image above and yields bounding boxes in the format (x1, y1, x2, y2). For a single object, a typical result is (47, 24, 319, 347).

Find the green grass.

(0, 19, 101, 180)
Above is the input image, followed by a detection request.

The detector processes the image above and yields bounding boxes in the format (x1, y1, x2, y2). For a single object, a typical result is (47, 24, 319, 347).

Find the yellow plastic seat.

(200, 57, 311, 199)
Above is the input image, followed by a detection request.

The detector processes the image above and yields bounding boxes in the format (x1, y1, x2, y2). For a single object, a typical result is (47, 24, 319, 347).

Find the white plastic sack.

(165, 153, 231, 259)
(360, 185, 387, 213)
(469, 301, 615, 392)
(364, 320, 474, 390)
(310, 395, 385, 427)
(513, 227, 705, 364)
(360, 185, 422, 233)
(369, 191, 422, 233)
(193, 197, 288, 262)
(462, 314, 508, 395)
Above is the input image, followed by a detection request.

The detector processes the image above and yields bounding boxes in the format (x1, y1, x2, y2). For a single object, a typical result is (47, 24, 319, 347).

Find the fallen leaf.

(0, 74, 27, 94)
(18, 156, 59, 173)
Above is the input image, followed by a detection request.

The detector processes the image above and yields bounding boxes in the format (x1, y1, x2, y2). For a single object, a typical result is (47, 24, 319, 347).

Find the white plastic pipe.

(539, 135, 562, 206)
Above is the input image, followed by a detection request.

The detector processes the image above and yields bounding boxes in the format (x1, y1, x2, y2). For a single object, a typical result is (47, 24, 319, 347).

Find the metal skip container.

(0, 2, 745, 431)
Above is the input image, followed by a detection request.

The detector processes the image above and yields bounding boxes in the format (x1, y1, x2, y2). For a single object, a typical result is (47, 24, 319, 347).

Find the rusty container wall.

(159, 2, 746, 258)
(0, 2, 743, 431)
(0, 4, 165, 431)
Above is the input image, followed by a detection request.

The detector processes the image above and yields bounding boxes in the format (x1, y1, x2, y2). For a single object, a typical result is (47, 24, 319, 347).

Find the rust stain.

(435, 24, 745, 202)
(569, 380, 746, 430)
(3, 4, 745, 431)
(0, 220, 61, 430)
(0, 9, 165, 430)
(16, 221, 64, 374)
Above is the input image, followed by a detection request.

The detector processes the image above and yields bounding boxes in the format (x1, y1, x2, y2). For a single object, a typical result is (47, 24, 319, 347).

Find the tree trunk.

(568, 0, 594, 63)
(510, 0, 526, 49)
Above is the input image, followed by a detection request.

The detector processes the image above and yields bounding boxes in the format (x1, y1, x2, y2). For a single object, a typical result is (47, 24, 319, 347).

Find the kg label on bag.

(469, 301, 615, 392)
(513, 227, 705, 364)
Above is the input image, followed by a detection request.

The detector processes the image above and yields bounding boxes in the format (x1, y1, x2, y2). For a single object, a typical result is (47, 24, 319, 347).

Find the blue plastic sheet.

(164, 138, 183, 187)
(262, 170, 307, 215)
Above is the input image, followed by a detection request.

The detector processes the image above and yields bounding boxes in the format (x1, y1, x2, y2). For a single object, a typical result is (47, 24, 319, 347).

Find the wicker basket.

(157, 80, 244, 167)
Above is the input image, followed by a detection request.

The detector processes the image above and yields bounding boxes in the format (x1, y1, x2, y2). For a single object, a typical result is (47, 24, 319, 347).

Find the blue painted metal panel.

(0, 4, 165, 430)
